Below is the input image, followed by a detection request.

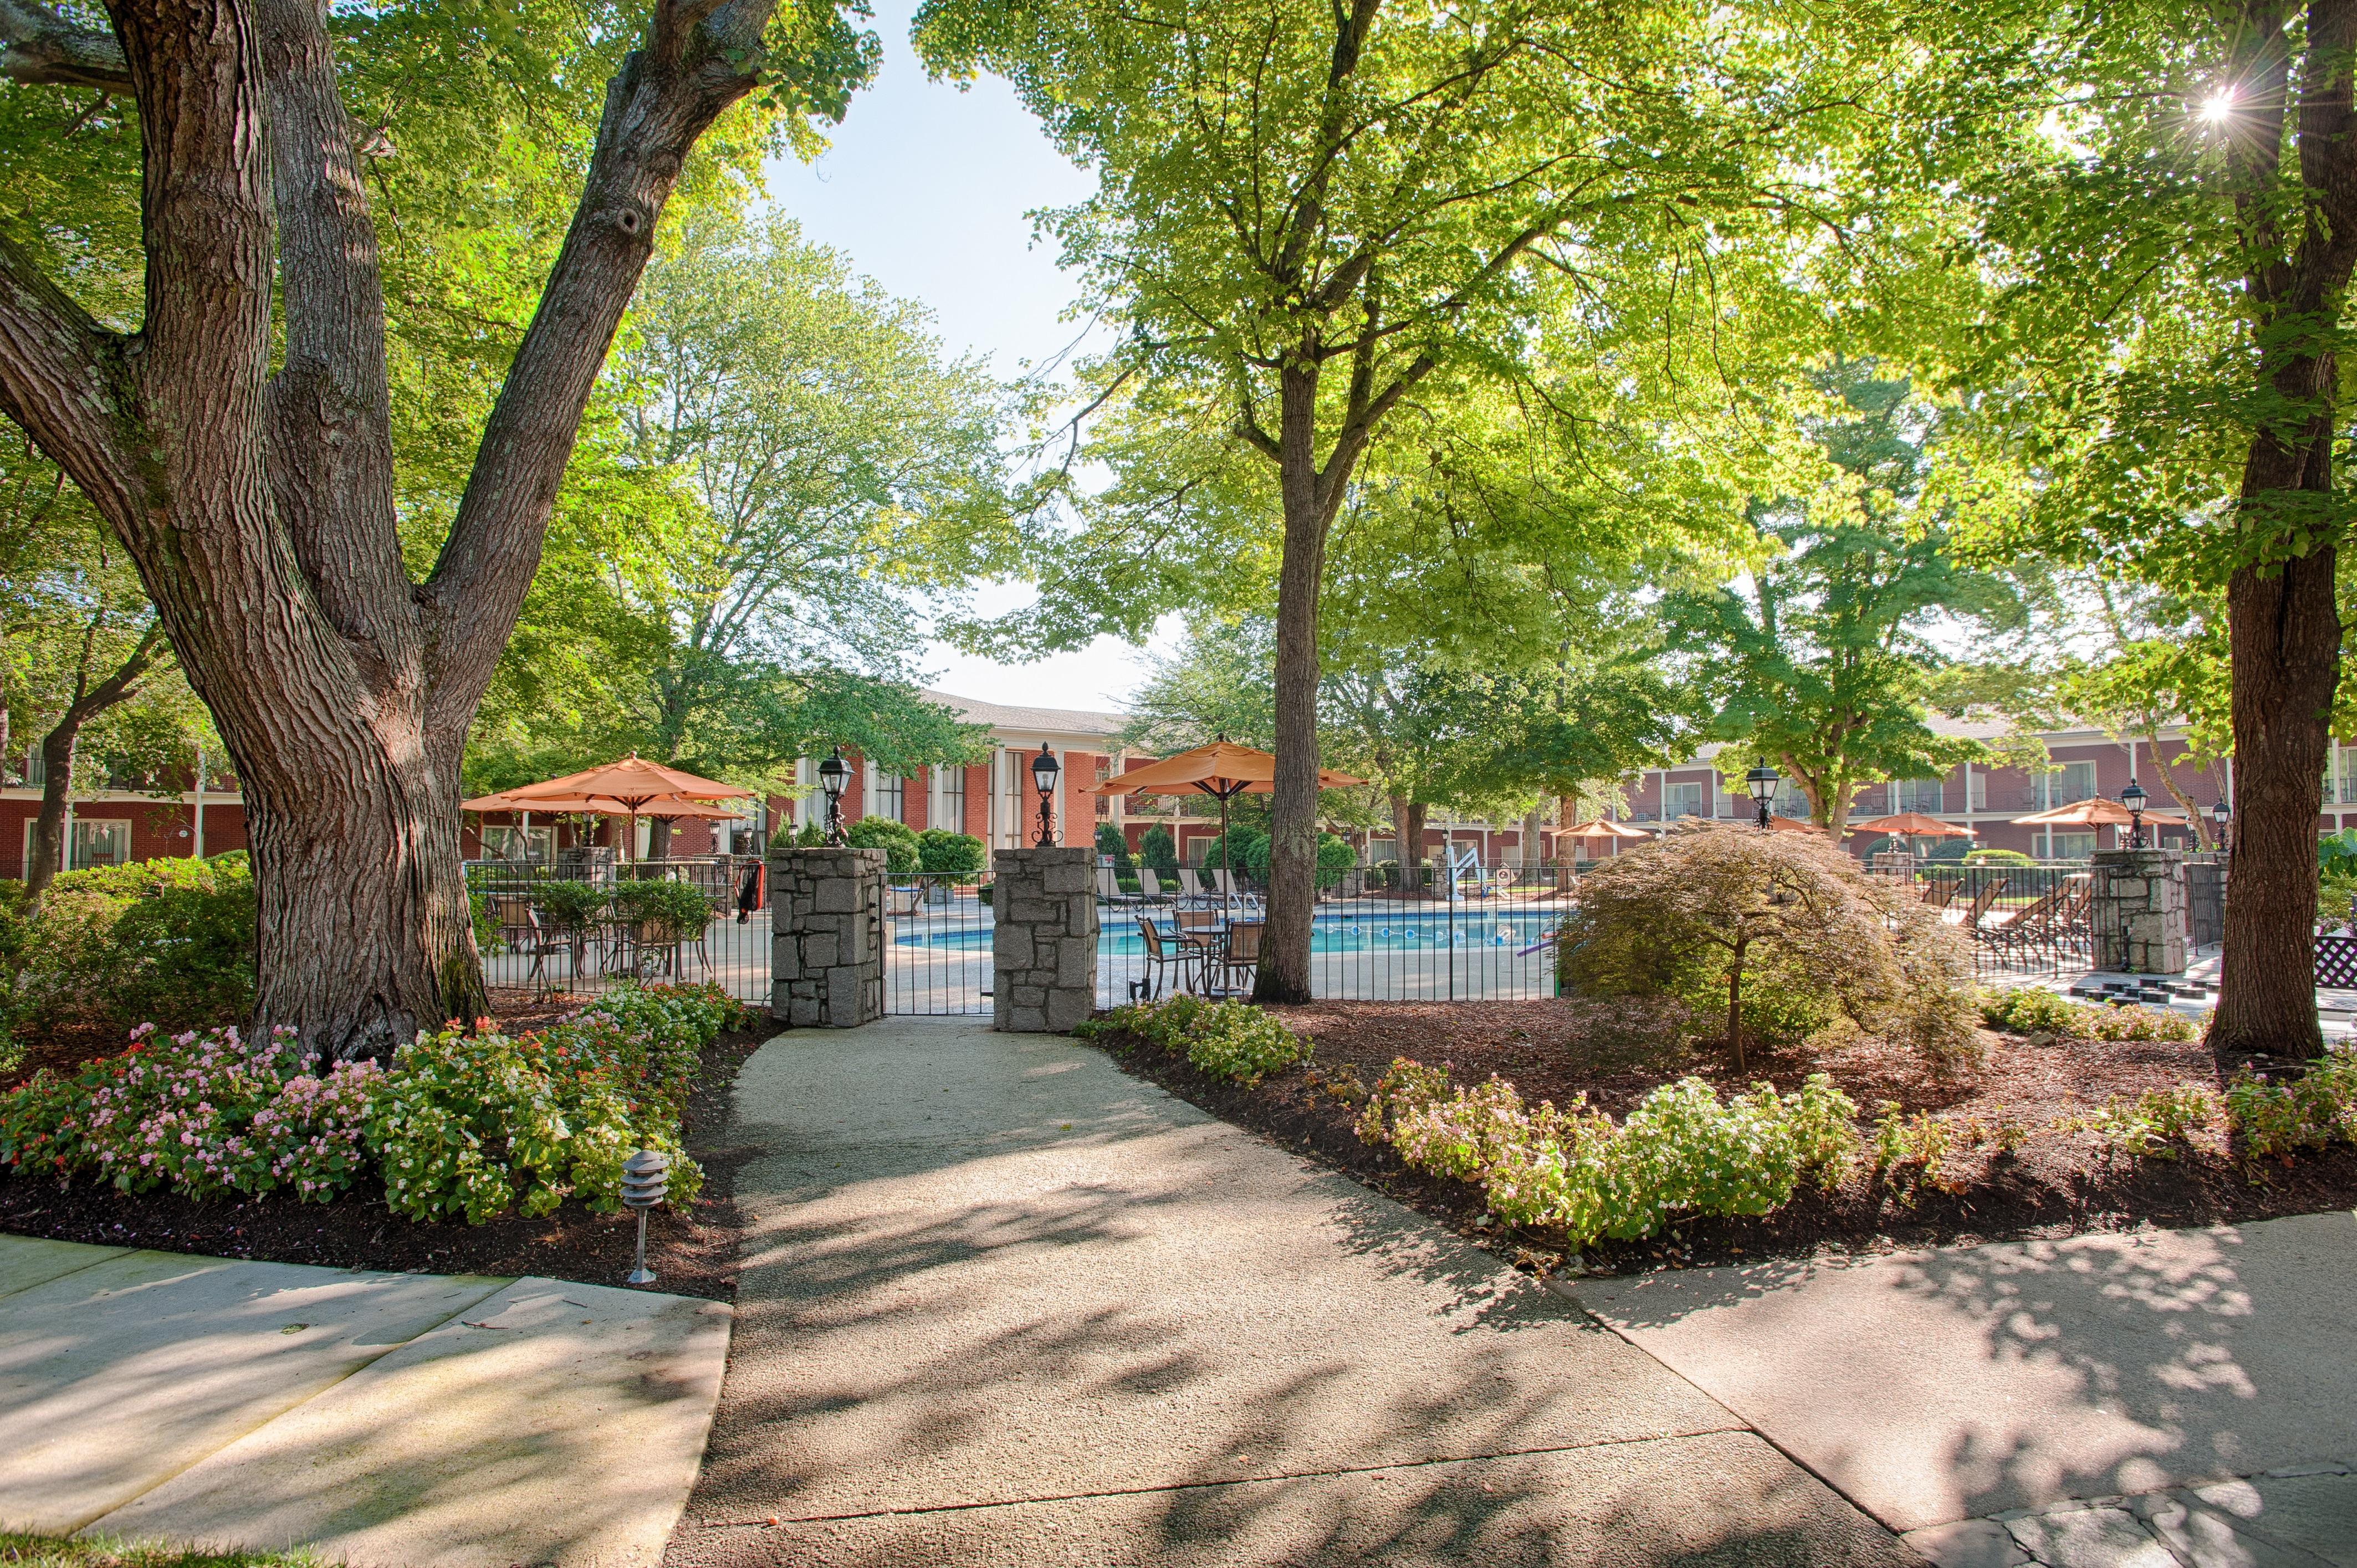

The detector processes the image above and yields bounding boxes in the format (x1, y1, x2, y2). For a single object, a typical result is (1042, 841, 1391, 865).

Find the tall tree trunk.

(25, 621, 163, 900)
(1725, 935, 1747, 1073)
(0, 0, 776, 1060)
(1257, 365, 1330, 1004)
(2213, 545, 2338, 1059)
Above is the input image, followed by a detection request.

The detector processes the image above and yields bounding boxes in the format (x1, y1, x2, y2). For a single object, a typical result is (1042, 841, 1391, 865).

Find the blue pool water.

(891, 908, 1559, 954)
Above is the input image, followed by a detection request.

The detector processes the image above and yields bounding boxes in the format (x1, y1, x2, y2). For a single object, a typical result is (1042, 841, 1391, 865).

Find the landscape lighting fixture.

(2212, 797, 2231, 857)
(818, 746, 850, 846)
(1745, 760, 1780, 831)
(2121, 778, 2147, 849)
(620, 1147, 671, 1286)
(1031, 744, 1061, 848)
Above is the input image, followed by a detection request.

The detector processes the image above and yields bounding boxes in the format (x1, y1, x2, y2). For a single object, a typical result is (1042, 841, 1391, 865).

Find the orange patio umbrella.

(2013, 796, 2184, 849)
(1850, 811, 1975, 857)
(1087, 740, 1365, 866)
(1545, 818, 1653, 858)
(472, 754, 754, 863)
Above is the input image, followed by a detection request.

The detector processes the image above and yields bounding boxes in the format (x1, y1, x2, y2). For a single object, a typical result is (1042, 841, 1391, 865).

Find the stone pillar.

(2090, 847, 2187, 976)
(992, 846, 1098, 1032)
(768, 847, 885, 1028)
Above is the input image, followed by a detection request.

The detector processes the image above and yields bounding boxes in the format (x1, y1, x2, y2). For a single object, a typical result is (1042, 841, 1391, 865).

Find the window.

(2039, 761, 2097, 807)
(2042, 831, 2095, 861)
(1772, 783, 1810, 819)
(873, 771, 904, 823)
(940, 765, 967, 835)
(1894, 778, 1945, 814)
(1664, 781, 1705, 819)
(482, 824, 553, 863)
(24, 817, 131, 872)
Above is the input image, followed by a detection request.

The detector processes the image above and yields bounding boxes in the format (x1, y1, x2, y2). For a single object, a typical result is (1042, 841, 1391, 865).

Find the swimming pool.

(890, 906, 1561, 955)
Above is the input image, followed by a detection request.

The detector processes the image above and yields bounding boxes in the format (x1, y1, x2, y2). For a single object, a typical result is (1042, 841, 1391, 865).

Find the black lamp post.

(1030, 743, 1060, 848)
(2212, 797, 2231, 857)
(2121, 777, 2147, 849)
(817, 746, 850, 846)
(1745, 760, 1780, 830)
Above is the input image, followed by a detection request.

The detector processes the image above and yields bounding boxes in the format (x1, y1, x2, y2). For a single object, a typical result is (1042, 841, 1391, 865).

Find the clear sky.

(760, 1, 1172, 718)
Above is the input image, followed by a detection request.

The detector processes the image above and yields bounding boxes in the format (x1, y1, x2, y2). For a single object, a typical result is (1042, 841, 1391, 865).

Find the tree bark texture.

(0, 0, 774, 1059)
(2215, 541, 2338, 1059)
(1257, 365, 1332, 1003)
(2202, 1, 2357, 1060)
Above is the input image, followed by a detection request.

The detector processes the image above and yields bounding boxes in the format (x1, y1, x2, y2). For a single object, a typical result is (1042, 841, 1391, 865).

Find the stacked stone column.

(992, 847, 1098, 1032)
(2089, 847, 2187, 976)
(767, 847, 885, 1028)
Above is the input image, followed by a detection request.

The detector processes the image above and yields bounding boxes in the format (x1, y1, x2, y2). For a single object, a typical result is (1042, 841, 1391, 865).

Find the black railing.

(881, 870, 996, 1016)
(465, 856, 771, 1006)
(1901, 863, 2093, 979)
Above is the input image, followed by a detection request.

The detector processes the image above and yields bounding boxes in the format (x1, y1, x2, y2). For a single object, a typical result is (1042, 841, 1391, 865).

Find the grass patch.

(0, 1535, 321, 1567)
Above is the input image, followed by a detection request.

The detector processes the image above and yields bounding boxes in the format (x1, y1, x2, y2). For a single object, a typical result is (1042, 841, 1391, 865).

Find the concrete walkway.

(1573, 1214, 2357, 1565)
(666, 1018, 1913, 1566)
(0, 1237, 731, 1566)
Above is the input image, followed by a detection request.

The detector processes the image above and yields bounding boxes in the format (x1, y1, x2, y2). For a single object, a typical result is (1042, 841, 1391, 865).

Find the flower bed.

(1079, 995, 2357, 1278)
(0, 982, 751, 1226)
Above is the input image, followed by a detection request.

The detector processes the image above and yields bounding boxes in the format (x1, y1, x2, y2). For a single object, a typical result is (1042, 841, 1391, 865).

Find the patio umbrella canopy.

(469, 754, 755, 863)
(1087, 741, 1365, 870)
(1850, 811, 1975, 839)
(1545, 818, 1652, 857)
(2011, 797, 2184, 828)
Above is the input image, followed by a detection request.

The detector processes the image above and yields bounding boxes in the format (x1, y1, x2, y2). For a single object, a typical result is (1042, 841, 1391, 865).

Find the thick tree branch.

(0, 0, 129, 89)
(422, 0, 776, 739)
(256, 0, 411, 669)
(0, 229, 144, 526)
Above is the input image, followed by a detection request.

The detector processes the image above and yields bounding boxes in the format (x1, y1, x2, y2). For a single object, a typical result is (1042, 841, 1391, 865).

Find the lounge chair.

(1096, 865, 1144, 905)
(1919, 878, 1960, 911)
(1977, 885, 2068, 960)
(1205, 919, 1264, 999)
(1213, 868, 1264, 913)
(1953, 877, 2007, 931)
(1177, 868, 1213, 906)
(1132, 916, 1200, 1001)
(1135, 867, 1175, 904)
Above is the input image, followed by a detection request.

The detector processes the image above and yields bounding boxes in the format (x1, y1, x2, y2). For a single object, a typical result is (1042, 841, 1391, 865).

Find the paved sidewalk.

(1572, 1214, 2357, 1564)
(0, 1236, 731, 1566)
(666, 1019, 1911, 1567)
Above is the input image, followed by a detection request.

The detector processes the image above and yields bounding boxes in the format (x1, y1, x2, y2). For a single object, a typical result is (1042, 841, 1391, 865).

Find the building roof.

(921, 689, 1129, 746)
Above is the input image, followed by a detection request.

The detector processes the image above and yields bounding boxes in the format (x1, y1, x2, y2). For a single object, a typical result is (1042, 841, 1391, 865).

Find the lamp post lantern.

(1030, 744, 1060, 848)
(2121, 778, 2147, 849)
(2212, 797, 2231, 857)
(1745, 760, 1780, 830)
(817, 746, 850, 846)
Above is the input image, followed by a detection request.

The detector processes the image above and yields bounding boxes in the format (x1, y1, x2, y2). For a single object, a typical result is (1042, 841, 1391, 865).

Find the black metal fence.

(465, 856, 772, 1006)
(880, 871, 996, 1016)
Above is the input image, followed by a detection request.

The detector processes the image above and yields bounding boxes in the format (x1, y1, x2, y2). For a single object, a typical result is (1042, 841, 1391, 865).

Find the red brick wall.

(0, 796, 248, 878)
(963, 762, 990, 840)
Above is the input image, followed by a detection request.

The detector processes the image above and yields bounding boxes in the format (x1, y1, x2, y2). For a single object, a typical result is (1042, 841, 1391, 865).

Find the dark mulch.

(0, 994, 770, 1300)
(1099, 998, 2357, 1280)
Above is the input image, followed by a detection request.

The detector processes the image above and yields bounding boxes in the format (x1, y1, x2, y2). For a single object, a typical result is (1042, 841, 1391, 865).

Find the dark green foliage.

(917, 828, 987, 877)
(1201, 826, 1268, 875)
(1140, 825, 1180, 879)
(1095, 823, 1135, 875)
(609, 878, 712, 935)
(1964, 848, 2037, 867)
(0, 854, 257, 1067)
(1317, 834, 1357, 875)
(845, 815, 921, 874)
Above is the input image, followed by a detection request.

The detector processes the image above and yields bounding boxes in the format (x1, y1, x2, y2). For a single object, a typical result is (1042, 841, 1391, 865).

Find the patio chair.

(1132, 916, 1200, 1002)
(1096, 865, 1146, 906)
(1213, 868, 1264, 913)
(1954, 877, 2008, 931)
(1977, 885, 2065, 959)
(1204, 919, 1264, 999)
(1177, 868, 1214, 906)
(1134, 867, 1175, 904)
(491, 896, 567, 991)
(1919, 879, 1960, 911)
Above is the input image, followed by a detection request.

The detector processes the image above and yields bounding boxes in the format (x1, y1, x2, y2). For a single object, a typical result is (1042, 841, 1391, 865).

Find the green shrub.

(1354, 1058, 1857, 1247)
(1558, 824, 1975, 1074)
(609, 877, 712, 935)
(2225, 1049, 2357, 1160)
(1095, 823, 1136, 876)
(1199, 826, 1268, 876)
(0, 981, 743, 1223)
(1075, 996, 1312, 1086)
(1978, 987, 2199, 1042)
(0, 854, 258, 1065)
(530, 879, 609, 932)
(1963, 848, 2038, 866)
(918, 828, 986, 877)
(846, 815, 921, 874)
(1140, 825, 1180, 879)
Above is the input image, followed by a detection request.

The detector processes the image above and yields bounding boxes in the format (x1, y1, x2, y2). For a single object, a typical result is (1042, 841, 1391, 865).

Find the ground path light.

(621, 1148, 670, 1286)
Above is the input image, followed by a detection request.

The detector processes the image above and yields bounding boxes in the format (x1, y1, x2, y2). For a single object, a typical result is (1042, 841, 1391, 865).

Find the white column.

(191, 745, 206, 859)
